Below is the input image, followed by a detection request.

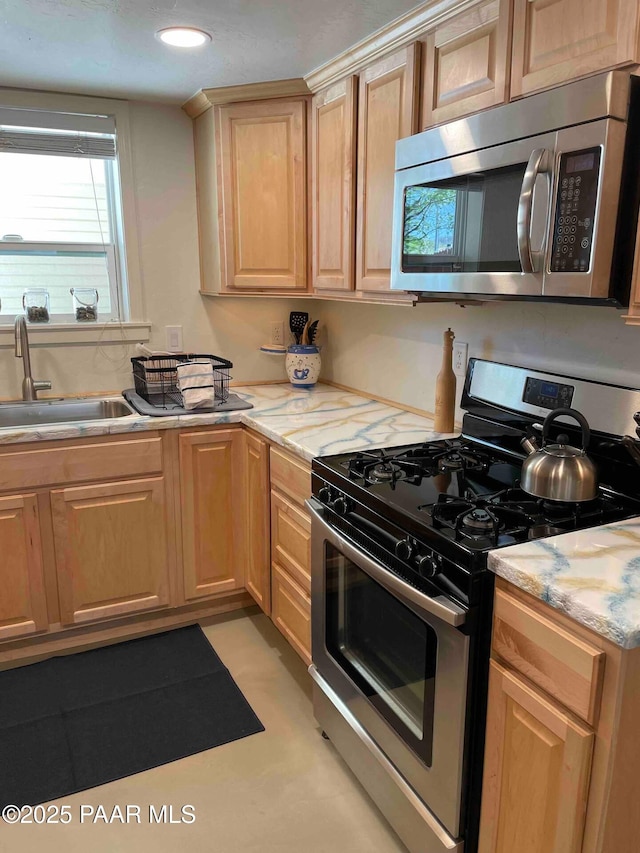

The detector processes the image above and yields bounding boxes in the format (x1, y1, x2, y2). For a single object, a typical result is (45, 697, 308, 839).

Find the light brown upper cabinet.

(356, 45, 420, 293)
(216, 98, 308, 291)
(511, 0, 640, 98)
(422, 0, 512, 128)
(311, 77, 358, 291)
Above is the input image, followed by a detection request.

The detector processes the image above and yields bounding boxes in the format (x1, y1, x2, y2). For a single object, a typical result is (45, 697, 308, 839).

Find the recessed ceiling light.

(157, 27, 212, 48)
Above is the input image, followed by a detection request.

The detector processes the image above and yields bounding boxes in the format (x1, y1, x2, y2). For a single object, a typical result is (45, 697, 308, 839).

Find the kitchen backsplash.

(312, 298, 640, 419)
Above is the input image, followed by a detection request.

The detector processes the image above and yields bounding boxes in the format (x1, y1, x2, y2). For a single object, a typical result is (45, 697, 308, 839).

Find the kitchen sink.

(0, 398, 136, 428)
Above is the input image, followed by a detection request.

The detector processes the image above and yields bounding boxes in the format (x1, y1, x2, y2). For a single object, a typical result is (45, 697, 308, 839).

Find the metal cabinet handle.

(517, 148, 551, 274)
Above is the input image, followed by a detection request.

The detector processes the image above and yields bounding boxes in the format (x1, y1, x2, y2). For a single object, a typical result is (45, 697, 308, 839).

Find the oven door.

(308, 499, 470, 839)
(391, 131, 557, 297)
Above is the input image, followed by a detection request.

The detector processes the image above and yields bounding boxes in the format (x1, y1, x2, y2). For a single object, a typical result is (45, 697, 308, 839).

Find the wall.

(314, 298, 640, 418)
(1, 98, 304, 399)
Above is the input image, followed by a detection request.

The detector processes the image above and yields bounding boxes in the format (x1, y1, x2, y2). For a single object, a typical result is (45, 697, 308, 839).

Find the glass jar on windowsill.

(71, 287, 99, 322)
(23, 289, 50, 323)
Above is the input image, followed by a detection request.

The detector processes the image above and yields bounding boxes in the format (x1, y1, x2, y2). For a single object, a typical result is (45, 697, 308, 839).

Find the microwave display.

(401, 163, 526, 274)
(550, 146, 601, 273)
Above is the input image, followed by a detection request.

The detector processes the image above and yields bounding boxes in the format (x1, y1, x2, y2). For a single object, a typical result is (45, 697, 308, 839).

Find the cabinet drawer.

(271, 491, 311, 594)
(0, 435, 163, 492)
(271, 563, 311, 665)
(270, 446, 311, 508)
(493, 589, 604, 725)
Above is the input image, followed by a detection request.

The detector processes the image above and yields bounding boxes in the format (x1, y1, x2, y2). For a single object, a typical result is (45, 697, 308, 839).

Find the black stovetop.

(313, 438, 640, 556)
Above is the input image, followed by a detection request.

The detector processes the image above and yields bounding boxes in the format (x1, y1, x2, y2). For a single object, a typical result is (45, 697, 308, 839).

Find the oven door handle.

(517, 147, 551, 274)
(306, 499, 467, 628)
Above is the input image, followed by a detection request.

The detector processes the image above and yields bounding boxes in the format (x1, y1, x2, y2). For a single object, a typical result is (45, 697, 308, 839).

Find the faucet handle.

(33, 380, 52, 393)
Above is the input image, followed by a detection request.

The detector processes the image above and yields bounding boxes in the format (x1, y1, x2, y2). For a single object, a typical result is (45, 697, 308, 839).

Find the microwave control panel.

(550, 146, 601, 273)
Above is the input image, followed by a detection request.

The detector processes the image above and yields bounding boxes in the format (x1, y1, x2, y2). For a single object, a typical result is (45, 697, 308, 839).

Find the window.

(0, 107, 128, 324)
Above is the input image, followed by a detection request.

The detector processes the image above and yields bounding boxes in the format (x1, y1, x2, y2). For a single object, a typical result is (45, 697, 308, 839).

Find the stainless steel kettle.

(520, 408, 597, 502)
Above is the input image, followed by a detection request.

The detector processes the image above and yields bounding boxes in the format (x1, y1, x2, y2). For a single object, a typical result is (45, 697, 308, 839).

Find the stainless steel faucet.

(14, 316, 52, 401)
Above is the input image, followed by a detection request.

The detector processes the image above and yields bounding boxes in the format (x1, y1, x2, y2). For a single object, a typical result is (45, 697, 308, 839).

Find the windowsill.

(0, 321, 151, 347)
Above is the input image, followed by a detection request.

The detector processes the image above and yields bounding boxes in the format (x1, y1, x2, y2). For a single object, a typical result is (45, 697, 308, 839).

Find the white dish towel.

(176, 360, 216, 410)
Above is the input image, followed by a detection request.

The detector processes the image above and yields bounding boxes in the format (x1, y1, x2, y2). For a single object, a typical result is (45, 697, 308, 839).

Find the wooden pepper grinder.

(434, 328, 456, 433)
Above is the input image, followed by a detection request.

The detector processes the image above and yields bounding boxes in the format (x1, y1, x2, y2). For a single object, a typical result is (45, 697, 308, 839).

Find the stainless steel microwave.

(391, 71, 640, 304)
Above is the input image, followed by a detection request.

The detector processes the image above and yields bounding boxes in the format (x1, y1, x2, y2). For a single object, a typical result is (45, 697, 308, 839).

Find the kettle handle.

(541, 408, 590, 450)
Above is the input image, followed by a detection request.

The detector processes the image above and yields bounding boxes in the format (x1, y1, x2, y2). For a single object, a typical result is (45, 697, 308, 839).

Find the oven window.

(325, 543, 437, 766)
(402, 163, 527, 273)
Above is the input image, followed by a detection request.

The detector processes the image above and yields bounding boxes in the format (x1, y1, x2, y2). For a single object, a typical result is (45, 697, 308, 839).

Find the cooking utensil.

(308, 320, 319, 345)
(520, 407, 597, 502)
(289, 312, 308, 345)
(301, 320, 311, 345)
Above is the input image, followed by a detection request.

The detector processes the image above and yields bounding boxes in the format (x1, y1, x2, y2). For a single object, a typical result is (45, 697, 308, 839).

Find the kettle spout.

(521, 434, 540, 455)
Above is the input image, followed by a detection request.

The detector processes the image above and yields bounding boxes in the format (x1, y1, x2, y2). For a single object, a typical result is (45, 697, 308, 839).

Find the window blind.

(0, 105, 116, 159)
(0, 130, 115, 159)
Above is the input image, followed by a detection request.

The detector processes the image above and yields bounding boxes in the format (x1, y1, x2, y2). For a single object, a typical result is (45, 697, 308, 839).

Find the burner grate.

(346, 439, 495, 486)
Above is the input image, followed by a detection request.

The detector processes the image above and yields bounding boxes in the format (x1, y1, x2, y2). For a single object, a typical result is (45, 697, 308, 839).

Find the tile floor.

(1, 611, 406, 852)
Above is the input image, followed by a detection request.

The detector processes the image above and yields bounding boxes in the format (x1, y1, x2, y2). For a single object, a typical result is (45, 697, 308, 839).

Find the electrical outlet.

(271, 321, 285, 346)
(166, 325, 183, 352)
(453, 342, 468, 376)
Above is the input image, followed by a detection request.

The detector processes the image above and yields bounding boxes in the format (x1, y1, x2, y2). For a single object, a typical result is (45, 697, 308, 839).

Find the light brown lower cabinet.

(243, 430, 271, 614)
(51, 477, 171, 626)
(480, 581, 640, 853)
(269, 444, 312, 663)
(0, 427, 315, 671)
(271, 490, 311, 592)
(479, 660, 593, 853)
(0, 493, 47, 640)
(179, 428, 245, 601)
(271, 562, 311, 666)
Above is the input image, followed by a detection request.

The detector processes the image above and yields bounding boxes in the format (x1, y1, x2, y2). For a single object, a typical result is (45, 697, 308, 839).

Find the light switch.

(166, 325, 183, 352)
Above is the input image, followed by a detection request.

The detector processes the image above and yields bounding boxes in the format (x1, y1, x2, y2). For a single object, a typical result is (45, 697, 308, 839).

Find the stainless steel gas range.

(307, 359, 640, 853)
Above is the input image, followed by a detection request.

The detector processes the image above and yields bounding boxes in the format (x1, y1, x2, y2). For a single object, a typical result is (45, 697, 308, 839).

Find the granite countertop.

(0, 383, 448, 461)
(489, 519, 640, 649)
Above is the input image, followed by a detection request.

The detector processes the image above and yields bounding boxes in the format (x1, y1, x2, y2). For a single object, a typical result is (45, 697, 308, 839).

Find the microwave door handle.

(517, 148, 551, 273)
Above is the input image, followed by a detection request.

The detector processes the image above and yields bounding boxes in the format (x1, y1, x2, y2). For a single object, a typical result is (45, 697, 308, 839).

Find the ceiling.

(0, 0, 423, 104)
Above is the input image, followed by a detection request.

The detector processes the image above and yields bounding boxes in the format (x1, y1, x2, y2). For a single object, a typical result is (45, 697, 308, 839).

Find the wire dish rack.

(131, 354, 232, 409)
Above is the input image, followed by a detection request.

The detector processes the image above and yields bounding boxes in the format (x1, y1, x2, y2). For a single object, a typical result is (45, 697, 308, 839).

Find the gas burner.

(370, 462, 403, 483)
(428, 491, 542, 546)
(460, 507, 501, 534)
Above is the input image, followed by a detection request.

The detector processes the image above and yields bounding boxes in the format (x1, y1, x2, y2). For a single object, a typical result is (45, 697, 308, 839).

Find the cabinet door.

(52, 478, 170, 625)
(0, 494, 47, 640)
(479, 660, 593, 853)
(217, 99, 308, 291)
(356, 44, 419, 293)
(312, 77, 357, 292)
(179, 428, 243, 600)
(244, 431, 271, 614)
(511, 0, 640, 98)
(271, 563, 311, 665)
(422, 0, 511, 128)
(270, 490, 311, 594)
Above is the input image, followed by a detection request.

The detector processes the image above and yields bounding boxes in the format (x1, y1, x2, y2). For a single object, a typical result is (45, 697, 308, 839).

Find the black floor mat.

(0, 625, 264, 807)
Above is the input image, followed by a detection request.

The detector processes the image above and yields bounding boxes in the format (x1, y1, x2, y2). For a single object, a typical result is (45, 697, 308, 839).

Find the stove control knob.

(395, 539, 414, 561)
(332, 496, 352, 516)
(318, 486, 332, 505)
(416, 554, 439, 579)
